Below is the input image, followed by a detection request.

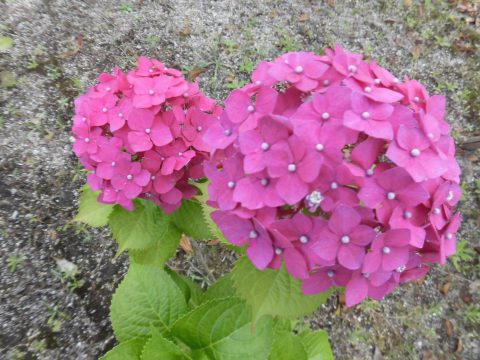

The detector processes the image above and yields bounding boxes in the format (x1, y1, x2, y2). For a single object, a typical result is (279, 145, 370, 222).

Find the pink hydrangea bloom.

(71, 57, 220, 212)
(204, 45, 461, 307)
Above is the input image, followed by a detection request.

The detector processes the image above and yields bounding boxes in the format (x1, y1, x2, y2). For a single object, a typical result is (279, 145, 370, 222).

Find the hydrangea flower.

(204, 45, 461, 307)
(71, 57, 220, 212)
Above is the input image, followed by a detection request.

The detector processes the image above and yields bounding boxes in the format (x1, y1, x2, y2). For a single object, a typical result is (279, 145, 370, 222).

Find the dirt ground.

(0, 1, 479, 359)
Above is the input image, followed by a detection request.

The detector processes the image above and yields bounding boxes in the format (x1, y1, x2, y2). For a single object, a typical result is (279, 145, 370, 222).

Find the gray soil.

(0, 1, 479, 359)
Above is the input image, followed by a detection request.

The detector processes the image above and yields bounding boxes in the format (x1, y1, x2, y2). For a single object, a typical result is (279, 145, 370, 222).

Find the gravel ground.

(0, 1, 479, 359)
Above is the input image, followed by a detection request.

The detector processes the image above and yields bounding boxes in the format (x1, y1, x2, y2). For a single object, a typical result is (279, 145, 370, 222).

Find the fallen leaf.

(187, 67, 207, 81)
(180, 235, 193, 255)
(207, 239, 219, 245)
(327, 0, 334, 7)
(441, 282, 451, 295)
(455, 338, 463, 353)
(75, 35, 84, 49)
(466, 154, 478, 161)
(403, 0, 412, 7)
(411, 46, 421, 58)
(338, 293, 345, 305)
(179, 26, 192, 36)
(270, 9, 279, 17)
(298, 13, 310, 22)
(444, 319, 453, 337)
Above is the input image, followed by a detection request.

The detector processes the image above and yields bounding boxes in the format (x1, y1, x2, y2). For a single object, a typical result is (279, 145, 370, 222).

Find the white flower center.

(84, 137, 90, 143)
(224, 129, 232, 136)
(446, 191, 454, 202)
(149, 89, 155, 95)
(111, 161, 116, 167)
(151, 175, 156, 180)
(247, 105, 255, 113)
(227, 181, 236, 189)
(364, 86, 372, 93)
(118, 112, 123, 118)
(410, 148, 421, 157)
(323, 79, 330, 86)
(396, 265, 406, 273)
(126, 174, 133, 180)
(404, 210, 412, 219)
(382, 246, 391, 254)
(102, 107, 108, 113)
(299, 235, 309, 244)
(275, 248, 283, 255)
(183, 92, 189, 98)
(106, 87, 111, 92)
(341, 235, 350, 244)
(145, 128, 151, 134)
(387, 192, 396, 200)
(197, 126, 203, 132)
(261, 142, 269, 151)
(330, 182, 338, 190)
(255, 80, 262, 85)
(322, 112, 330, 120)
(361, 111, 370, 119)
(432, 207, 441, 215)
(327, 270, 335, 278)
(315, 143, 324, 151)
(260, 178, 269, 186)
(348, 65, 357, 73)
(366, 168, 374, 176)
(374, 78, 381, 84)
(287, 163, 297, 172)
(413, 96, 420, 102)
(294, 65, 303, 74)
(249, 230, 258, 239)
(446, 233, 453, 239)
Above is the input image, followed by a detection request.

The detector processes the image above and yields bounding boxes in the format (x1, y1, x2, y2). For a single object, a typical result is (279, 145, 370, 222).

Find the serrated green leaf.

(141, 329, 191, 360)
(300, 330, 334, 360)
(165, 268, 203, 308)
(0, 36, 13, 51)
(99, 338, 146, 360)
(201, 274, 236, 303)
(231, 257, 332, 321)
(110, 264, 188, 342)
(171, 199, 212, 240)
(172, 298, 273, 360)
(129, 220, 181, 267)
(73, 185, 113, 227)
(195, 182, 230, 246)
(109, 199, 174, 254)
(268, 330, 308, 360)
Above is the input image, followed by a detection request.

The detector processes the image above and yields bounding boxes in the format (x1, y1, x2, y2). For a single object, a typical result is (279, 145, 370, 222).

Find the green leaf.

(171, 199, 212, 240)
(109, 199, 176, 254)
(300, 330, 334, 360)
(165, 268, 203, 307)
(231, 257, 332, 321)
(99, 338, 146, 360)
(110, 264, 188, 342)
(0, 36, 13, 51)
(194, 182, 230, 246)
(129, 220, 181, 267)
(74, 185, 114, 227)
(172, 298, 273, 360)
(268, 330, 308, 360)
(201, 274, 236, 302)
(141, 329, 191, 360)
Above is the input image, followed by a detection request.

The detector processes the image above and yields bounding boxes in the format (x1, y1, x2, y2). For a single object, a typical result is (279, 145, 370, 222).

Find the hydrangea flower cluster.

(72, 57, 221, 212)
(204, 46, 462, 307)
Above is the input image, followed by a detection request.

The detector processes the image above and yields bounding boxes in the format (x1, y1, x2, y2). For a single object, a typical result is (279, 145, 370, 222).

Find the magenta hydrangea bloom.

(204, 45, 461, 307)
(71, 57, 221, 211)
